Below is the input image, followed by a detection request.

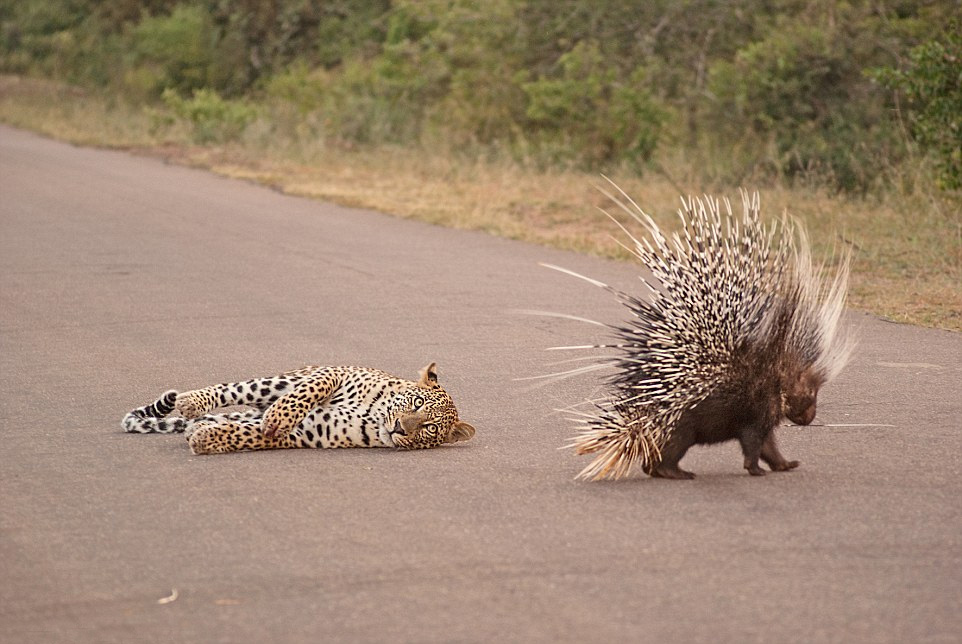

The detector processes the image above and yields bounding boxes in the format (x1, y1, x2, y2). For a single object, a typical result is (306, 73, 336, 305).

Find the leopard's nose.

(392, 419, 406, 435)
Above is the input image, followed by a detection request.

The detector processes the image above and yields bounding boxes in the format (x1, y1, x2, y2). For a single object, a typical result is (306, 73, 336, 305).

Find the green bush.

(0, 1, 119, 83)
(262, 62, 326, 114)
(522, 41, 666, 168)
(319, 37, 448, 146)
(161, 87, 256, 143)
(706, 21, 898, 191)
(127, 4, 213, 96)
(873, 24, 962, 191)
(3, 0, 957, 193)
(416, 0, 526, 148)
(202, 0, 390, 95)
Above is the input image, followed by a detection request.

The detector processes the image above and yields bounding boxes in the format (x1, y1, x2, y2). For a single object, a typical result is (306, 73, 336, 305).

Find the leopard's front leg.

(188, 418, 298, 455)
(261, 369, 342, 439)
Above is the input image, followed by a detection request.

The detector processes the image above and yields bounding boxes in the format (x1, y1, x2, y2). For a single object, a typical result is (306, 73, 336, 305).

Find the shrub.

(318, 36, 448, 146)
(705, 22, 898, 192)
(872, 24, 962, 191)
(127, 4, 213, 96)
(521, 41, 666, 168)
(161, 87, 256, 143)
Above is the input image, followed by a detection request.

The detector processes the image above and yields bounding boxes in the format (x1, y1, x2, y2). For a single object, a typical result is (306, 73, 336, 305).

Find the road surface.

(1, 125, 960, 643)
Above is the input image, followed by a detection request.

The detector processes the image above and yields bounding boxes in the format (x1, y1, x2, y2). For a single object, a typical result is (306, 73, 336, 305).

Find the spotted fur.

(121, 390, 183, 433)
(122, 363, 476, 455)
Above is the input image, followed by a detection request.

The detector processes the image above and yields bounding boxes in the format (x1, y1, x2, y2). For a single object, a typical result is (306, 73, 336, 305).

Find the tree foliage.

(873, 22, 962, 190)
(0, 0, 956, 191)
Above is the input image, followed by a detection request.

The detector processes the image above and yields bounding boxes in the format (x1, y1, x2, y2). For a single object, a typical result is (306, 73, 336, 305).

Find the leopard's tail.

(122, 390, 186, 434)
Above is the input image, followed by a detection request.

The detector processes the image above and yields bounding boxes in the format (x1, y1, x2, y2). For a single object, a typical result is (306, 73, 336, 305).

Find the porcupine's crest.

(550, 181, 850, 481)
(784, 225, 854, 384)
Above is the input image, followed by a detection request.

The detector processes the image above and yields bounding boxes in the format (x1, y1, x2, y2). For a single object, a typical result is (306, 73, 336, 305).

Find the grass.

(2, 74, 959, 331)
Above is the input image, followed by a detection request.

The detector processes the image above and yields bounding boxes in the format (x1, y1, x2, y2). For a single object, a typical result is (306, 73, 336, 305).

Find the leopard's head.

(383, 362, 476, 449)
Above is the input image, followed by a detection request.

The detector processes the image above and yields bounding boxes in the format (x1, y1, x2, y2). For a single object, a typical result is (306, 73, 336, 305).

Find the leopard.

(122, 362, 476, 455)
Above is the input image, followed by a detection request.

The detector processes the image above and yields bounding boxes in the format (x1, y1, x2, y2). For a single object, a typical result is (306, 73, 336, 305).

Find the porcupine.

(543, 182, 853, 480)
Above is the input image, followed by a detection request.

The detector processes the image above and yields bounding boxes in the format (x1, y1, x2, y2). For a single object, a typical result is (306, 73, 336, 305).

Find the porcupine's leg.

(647, 425, 697, 480)
(650, 462, 696, 480)
(740, 425, 770, 476)
(760, 432, 800, 472)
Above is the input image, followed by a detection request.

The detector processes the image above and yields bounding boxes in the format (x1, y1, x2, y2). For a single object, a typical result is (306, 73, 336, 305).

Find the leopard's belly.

(292, 398, 395, 448)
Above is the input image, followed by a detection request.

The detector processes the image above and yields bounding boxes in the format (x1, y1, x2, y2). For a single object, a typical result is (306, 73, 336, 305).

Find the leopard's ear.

(444, 421, 475, 444)
(418, 362, 439, 389)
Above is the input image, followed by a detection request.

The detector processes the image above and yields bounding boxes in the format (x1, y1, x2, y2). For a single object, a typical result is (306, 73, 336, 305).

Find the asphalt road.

(1, 124, 960, 643)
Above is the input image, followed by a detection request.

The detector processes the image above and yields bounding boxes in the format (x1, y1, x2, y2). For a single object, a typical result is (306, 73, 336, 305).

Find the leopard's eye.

(412, 396, 424, 409)
(422, 423, 438, 433)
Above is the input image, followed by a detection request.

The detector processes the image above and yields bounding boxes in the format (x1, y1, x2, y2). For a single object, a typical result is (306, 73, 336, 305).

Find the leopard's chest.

(293, 379, 403, 448)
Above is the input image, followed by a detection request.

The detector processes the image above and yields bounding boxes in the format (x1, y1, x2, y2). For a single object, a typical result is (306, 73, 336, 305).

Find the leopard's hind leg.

(186, 410, 300, 455)
(175, 366, 320, 419)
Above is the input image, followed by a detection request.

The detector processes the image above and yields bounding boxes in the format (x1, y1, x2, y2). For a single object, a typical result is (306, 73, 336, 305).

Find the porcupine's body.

(549, 184, 852, 480)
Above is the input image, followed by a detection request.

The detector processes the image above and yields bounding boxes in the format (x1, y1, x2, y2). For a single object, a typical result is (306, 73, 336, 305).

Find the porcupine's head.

(781, 365, 821, 426)
(776, 224, 854, 428)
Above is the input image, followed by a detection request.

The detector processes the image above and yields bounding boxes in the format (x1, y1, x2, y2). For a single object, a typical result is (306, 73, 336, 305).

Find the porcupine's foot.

(760, 433, 799, 472)
(643, 433, 696, 479)
(768, 459, 800, 472)
(649, 463, 696, 480)
(744, 457, 767, 476)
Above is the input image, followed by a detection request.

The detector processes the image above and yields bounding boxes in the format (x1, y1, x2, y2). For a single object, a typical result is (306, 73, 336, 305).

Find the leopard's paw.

(260, 404, 299, 439)
(186, 422, 222, 455)
(176, 389, 215, 420)
(183, 420, 200, 440)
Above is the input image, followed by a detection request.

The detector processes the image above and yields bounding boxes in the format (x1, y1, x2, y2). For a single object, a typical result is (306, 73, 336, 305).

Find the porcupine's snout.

(783, 386, 818, 425)
(782, 365, 823, 426)
(786, 400, 817, 426)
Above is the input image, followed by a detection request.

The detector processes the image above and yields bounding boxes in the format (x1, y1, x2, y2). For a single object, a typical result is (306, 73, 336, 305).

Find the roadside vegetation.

(1, 1, 959, 329)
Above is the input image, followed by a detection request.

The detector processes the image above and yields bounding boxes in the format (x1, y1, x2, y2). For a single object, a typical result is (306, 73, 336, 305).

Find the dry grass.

(2, 75, 959, 330)
(0, 75, 185, 146)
